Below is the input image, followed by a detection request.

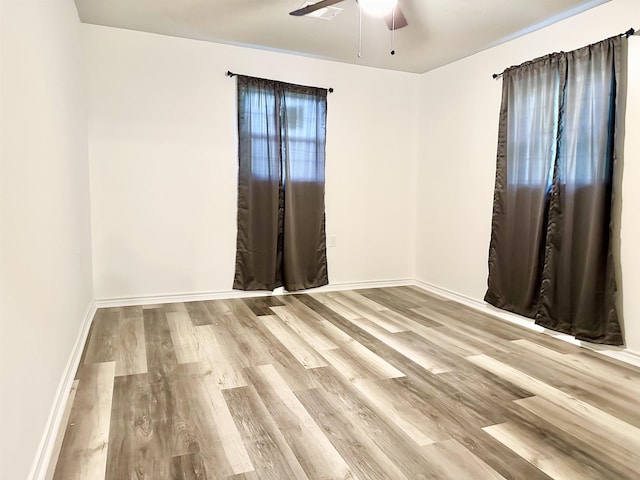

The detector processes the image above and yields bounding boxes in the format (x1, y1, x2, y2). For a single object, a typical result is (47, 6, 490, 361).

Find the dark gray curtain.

(233, 75, 328, 292)
(486, 35, 626, 345)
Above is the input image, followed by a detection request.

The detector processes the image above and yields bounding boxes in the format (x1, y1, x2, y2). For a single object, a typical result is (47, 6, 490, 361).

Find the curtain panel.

(233, 75, 329, 292)
(485, 35, 627, 345)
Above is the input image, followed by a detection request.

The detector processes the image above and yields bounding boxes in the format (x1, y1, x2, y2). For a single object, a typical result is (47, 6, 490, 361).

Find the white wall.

(0, 1, 94, 478)
(83, 25, 419, 300)
(415, 0, 640, 351)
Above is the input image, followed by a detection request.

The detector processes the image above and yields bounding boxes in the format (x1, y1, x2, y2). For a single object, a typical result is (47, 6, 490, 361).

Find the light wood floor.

(51, 286, 640, 479)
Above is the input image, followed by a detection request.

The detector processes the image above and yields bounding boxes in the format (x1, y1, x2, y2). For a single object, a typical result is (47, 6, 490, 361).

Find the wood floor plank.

(277, 294, 330, 323)
(293, 293, 358, 325)
(247, 364, 356, 479)
(224, 301, 353, 392)
(355, 288, 444, 328)
(321, 335, 406, 381)
(206, 314, 272, 369)
(414, 324, 484, 357)
(338, 289, 389, 312)
(76, 320, 96, 372)
(184, 301, 217, 326)
(54, 362, 116, 480)
(441, 356, 535, 408)
(171, 453, 208, 480)
(106, 363, 250, 480)
(303, 368, 449, 480)
(144, 308, 179, 381)
(422, 298, 584, 355)
(161, 302, 188, 313)
(105, 373, 168, 480)
(347, 316, 455, 374)
(216, 301, 279, 367)
(272, 297, 359, 362)
(223, 385, 309, 479)
(177, 369, 254, 477)
(220, 301, 327, 392)
(302, 297, 523, 430)
(241, 296, 284, 316)
(295, 388, 410, 480)
(83, 308, 119, 364)
(452, 428, 555, 480)
(415, 316, 511, 355)
(308, 292, 363, 320)
(414, 304, 521, 346)
(359, 287, 423, 308)
(303, 297, 489, 399)
(269, 305, 339, 351)
(258, 314, 329, 369)
(483, 421, 607, 480)
(266, 359, 324, 393)
(196, 374, 255, 475)
(468, 353, 640, 452)
(515, 395, 640, 474)
(387, 375, 494, 437)
(565, 350, 640, 386)
(351, 378, 438, 446)
(390, 285, 442, 306)
(167, 311, 204, 364)
(144, 310, 213, 465)
(225, 472, 259, 479)
(512, 338, 640, 397)
(45, 380, 79, 480)
(504, 398, 638, 480)
(115, 306, 147, 376)
(294, 295, 431, 376)
(326, 291, 409, 332)
(422, 439, 507, 480)
(197, 324, 248, 390)
(375, 308, 439, 339)
(142, 304, 165, 310)
(501, 340, 640, 427)
(202, 299, 231, 315)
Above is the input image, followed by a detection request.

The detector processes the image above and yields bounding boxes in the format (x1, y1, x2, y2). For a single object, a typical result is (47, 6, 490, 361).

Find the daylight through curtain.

(233, 75, 329, 292)
(485, 35, 626, 345)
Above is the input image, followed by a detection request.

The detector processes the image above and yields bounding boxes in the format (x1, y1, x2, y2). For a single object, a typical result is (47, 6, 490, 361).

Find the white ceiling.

(74, 0, 610, 73)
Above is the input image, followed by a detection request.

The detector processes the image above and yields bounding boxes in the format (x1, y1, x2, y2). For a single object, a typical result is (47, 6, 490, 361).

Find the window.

(243, 88, 325, 183)
(233, 75, 329, 292)
(486, 36, 625, 345)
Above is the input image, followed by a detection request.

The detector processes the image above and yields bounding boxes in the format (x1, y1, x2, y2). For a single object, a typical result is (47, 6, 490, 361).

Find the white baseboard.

(94, 278, 414, 308)
(28, 301, 97, 480)
(413, 280, 640, 368)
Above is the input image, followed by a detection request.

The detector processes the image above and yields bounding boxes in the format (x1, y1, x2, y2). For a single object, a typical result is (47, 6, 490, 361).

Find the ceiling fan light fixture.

(359, 0, 398, 17)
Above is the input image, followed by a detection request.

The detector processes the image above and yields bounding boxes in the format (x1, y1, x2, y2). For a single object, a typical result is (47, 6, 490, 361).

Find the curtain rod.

(226, 71, 334, 93)
(492, 27, 637, 79)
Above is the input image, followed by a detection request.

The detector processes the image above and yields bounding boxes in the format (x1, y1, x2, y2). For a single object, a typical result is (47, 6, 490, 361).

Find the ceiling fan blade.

(383, 4, 408, 30)
(289, 0, 345, 16)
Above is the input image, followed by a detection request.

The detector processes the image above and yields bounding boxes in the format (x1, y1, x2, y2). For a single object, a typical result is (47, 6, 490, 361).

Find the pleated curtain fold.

(485, 35, 627, 345)
(233, 75, 329, 292)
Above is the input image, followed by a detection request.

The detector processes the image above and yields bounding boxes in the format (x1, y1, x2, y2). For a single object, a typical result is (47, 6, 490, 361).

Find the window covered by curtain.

(485, 35, 627, 345)
(233, 75, 329, 292)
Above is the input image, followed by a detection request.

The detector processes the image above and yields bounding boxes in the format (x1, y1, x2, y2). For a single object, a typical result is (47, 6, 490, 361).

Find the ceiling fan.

(289, 0, 408, 30)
